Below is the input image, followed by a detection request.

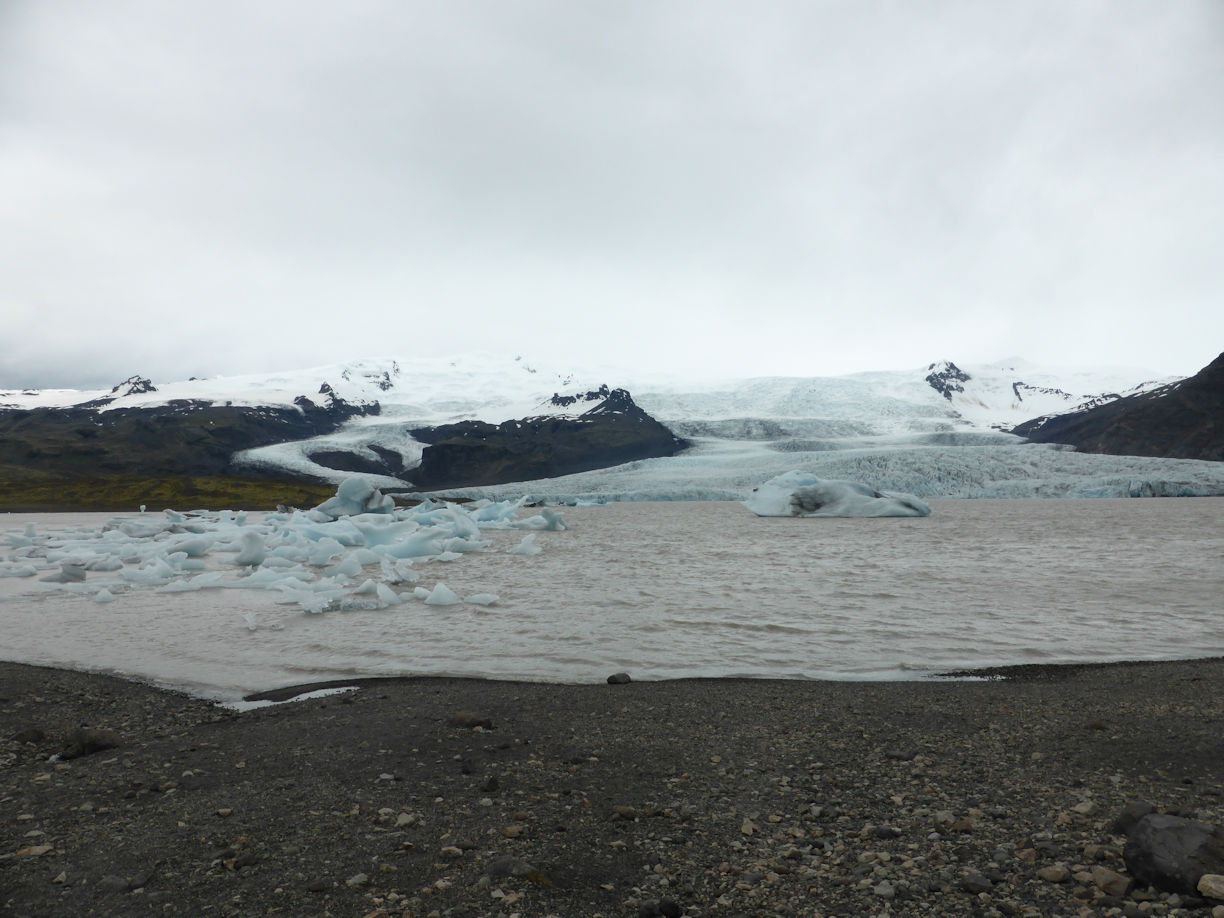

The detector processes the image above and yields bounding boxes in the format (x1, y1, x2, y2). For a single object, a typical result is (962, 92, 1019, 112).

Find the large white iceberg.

(743, 471, 932, 518)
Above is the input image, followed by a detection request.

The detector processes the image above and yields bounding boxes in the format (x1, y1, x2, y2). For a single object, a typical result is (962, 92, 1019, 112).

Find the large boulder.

(1123, 813, 1224, 894)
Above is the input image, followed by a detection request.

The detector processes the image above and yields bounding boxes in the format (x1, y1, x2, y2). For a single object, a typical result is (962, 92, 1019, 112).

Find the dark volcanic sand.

(2, 659, 1223, 917)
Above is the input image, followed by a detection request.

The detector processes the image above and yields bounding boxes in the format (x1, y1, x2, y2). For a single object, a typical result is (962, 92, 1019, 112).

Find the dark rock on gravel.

(1124, 812, 1224, 894)
(59, 725, 123, 758)
(448, 710, 493, 728)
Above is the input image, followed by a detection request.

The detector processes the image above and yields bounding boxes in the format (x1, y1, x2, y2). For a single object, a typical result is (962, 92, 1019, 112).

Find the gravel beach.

(3, 659, 1223, 918)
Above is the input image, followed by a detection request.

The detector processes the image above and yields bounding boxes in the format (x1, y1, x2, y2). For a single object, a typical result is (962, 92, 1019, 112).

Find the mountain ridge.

(2, 353, 1218, 509)
(1012, 352, 1224, 461)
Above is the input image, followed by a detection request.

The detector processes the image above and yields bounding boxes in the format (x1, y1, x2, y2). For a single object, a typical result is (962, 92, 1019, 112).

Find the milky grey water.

(1, 499, 1221, 699)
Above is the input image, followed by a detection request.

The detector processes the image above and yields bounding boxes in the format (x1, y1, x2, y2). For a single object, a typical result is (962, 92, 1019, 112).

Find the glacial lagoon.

(1, 498, 1221, 700)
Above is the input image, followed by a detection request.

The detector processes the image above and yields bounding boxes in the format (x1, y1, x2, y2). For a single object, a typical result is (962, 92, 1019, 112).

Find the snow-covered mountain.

(0, 353, 1173, 428)
(4, 353, 1220, 501)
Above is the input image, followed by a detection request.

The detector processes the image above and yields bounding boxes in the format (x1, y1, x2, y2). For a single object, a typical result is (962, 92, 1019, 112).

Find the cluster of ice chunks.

(0, 477, 566, 623)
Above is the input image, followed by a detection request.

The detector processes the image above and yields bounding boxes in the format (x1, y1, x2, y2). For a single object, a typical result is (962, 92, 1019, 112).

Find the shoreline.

(7, 652, 1223, 706)
(3, 657, 1223, 916)
(235, 654, 1224, 703)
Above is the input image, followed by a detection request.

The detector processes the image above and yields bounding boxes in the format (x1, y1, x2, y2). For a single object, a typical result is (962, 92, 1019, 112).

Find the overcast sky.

(2, 2, 1222, 389)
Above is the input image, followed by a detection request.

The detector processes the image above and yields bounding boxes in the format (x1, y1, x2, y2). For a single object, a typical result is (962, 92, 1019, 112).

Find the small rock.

(741, 818, 757, 836)
(1200, 873, 1224, 899)
(1212, 905, 1224, 918)
(638, 901, 682, 918)
(346, 873, 369, 887)
(485, 854, 537, 879)
(607, 672, 632, 684)
(1091, 865, 1131, 898)
(959, 873, 993, 894)
(15, 844, 53, 858)
(448, 711, 493, 729)
(60, 727, 123, 760)
(874, 880, 896, 898)
(439, 846, 464, 859)
(1038, 865, 1070, 883)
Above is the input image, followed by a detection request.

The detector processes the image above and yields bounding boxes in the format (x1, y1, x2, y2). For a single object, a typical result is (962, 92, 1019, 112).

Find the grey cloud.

(1, 1, 1221, 388)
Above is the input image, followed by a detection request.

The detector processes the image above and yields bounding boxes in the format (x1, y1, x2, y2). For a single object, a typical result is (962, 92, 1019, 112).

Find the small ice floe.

(423, 583, 462, 606)
(465, 593, 499, 606)
(744, 471, 931, 518)
(506, 533, 542, 556)
(39, 562, 87, 583)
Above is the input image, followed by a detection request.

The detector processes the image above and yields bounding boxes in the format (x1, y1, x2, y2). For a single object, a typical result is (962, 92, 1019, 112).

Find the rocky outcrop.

(407, 388, 688, 490)
(1013, 352, 1223, 461)
(925, 361, 971, 401)
(110, 375, 157, 397)
(0, 394, 376, 481)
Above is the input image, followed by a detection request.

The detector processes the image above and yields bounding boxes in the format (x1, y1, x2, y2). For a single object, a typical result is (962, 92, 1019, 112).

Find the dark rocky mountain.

(924, 361, 971, 401)
(406, 388, 688, 490)
(1012, 352, 1224, 461)
(0, 389, 376, 481)
(0, 374, 688, 506)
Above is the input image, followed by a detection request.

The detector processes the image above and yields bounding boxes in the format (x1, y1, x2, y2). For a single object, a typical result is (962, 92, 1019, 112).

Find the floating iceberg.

(744, 471, 932, 518)
(2, 476, 567, 620)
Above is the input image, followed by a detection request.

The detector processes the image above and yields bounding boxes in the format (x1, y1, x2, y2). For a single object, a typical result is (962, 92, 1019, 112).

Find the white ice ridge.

(743, 471, 932, 518)
(0, 478, 566, 625)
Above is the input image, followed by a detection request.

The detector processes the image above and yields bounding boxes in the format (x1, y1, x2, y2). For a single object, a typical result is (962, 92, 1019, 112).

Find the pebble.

(1091, 865, 1131, 897)
(448, 711, 493, 729)
(1038, 865, 1070, 883)
(959, 873, 993, 894)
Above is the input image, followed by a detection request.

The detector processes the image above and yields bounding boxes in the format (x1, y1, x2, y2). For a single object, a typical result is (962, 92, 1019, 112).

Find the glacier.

(5, 352, 1222, 500)
(231, 356, 1224, 500)
(423, 438, 1224, 503)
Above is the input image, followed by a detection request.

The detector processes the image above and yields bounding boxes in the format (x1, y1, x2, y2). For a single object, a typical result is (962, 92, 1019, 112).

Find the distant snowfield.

(5, 353, 1222, 500)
